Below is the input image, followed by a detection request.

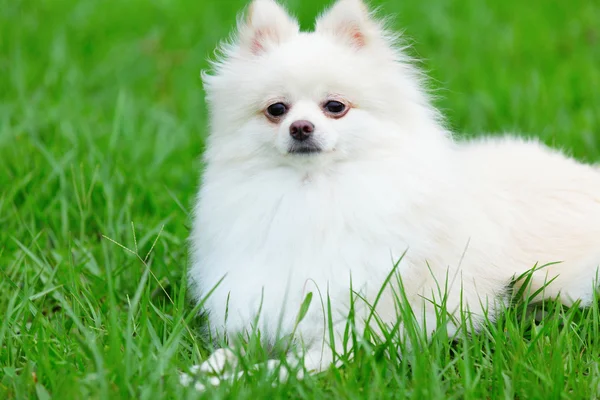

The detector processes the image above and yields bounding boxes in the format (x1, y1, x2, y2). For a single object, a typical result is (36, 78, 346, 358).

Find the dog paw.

(199, 348, 239, 374)
(180, 349, 307, 391)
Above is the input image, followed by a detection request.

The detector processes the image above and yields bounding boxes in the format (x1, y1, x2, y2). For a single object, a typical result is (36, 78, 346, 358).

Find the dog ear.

(238, 0, 299, 55)
(315, 0, 381, 49)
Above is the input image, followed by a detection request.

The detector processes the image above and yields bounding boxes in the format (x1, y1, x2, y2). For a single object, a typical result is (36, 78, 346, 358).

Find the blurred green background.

(1, 0, 599, 398)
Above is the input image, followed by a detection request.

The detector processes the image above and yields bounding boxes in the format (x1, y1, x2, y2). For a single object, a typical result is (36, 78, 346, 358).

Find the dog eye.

(323, 101, 346, 116)
(266, 103, 288, 118)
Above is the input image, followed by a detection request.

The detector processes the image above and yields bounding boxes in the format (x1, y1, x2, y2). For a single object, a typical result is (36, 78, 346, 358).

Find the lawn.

(1, 0, 600, 398)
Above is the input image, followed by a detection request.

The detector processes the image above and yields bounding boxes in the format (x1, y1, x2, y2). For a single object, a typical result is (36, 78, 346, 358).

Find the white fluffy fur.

(189, 0, 600, 374)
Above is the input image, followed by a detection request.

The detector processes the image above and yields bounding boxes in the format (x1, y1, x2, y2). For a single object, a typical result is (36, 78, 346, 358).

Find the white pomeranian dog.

(185, 0, 600, 385)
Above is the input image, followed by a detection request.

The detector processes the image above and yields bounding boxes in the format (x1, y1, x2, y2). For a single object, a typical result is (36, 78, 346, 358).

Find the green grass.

(1, 0, 599, 398)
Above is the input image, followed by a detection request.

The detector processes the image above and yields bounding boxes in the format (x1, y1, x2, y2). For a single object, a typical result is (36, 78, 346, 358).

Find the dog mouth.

(288, 141, 322, 155)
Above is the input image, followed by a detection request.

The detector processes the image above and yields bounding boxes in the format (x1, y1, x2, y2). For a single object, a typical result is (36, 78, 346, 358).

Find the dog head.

(203, 0, 443, 169)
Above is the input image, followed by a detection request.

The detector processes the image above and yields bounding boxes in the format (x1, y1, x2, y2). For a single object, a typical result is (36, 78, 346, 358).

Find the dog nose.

(289, 120, 314, 141)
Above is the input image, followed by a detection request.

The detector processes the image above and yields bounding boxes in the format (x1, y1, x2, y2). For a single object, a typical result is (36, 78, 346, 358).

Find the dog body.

(188, 0, 600, 373)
